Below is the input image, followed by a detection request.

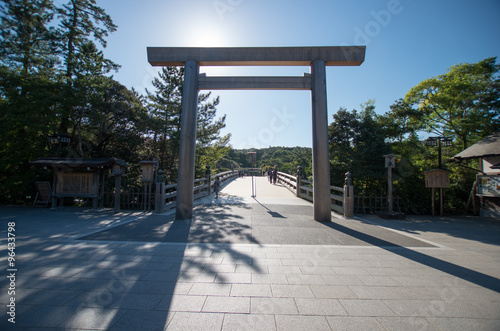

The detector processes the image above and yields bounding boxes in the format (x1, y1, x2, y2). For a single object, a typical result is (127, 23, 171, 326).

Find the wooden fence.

(104, 189, 147, 210)
(354, 196, 401, 214)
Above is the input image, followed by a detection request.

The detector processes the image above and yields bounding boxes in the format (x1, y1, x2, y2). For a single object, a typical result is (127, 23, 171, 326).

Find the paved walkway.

(1, 177, 499, 330)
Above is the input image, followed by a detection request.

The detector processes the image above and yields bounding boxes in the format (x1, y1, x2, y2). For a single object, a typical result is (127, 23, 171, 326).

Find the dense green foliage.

(145, 66, 230, 183)
(0, 0, 228, 203)
(405, 57, 500, 150)
(223, 147, 313, 177)
(329, 100, 390, 194)
(328, 58, 500, 214)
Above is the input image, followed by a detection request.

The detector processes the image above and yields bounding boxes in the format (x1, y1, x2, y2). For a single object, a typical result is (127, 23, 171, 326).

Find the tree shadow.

(76, 201, 264, 327)
(0, 207, 162, 329)
(133, 202, 263, 328)
(321, 219, 500, 293)
(0, 206, 263, 330)
(359, 214, 500, 247)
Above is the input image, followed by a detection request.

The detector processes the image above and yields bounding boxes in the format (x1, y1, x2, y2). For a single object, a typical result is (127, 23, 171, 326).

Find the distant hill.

(220, 147, 312, 177)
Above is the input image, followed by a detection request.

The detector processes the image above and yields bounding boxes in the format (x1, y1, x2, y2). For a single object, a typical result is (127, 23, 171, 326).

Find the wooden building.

(30, 158, 127, 209)
(453, 131, 500, 217)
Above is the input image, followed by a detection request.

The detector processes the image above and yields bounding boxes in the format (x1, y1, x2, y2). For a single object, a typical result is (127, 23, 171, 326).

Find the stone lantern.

(111, 163, 126, 213)
(139, 160, 158, 211)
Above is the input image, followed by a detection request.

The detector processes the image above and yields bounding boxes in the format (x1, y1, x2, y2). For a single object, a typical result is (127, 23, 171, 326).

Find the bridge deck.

(199, 176, 311, 206)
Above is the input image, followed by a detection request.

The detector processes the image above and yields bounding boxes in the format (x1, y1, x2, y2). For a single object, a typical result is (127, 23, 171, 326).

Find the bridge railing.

(277, 171, 354, 217)
(155, 170, 239, 213)
(276, 172, 297, 192)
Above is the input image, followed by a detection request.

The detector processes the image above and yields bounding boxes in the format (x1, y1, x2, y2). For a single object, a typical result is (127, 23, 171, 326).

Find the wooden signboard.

(424, 169, 451, 216)
(56, 172, 97, 196)
(477, 175, 500, 197)
(425, 169, 450, 188)
(247, 152, 256, 164)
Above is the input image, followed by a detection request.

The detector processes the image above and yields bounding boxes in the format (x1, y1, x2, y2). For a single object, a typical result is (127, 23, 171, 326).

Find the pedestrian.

(213, 176, 220, 199)
(272, 166, 278, 184)
(268, 168, 273, 183)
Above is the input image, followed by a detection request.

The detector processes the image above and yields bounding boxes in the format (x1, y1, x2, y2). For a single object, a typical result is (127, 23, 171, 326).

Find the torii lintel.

(147, 46, 365, 67)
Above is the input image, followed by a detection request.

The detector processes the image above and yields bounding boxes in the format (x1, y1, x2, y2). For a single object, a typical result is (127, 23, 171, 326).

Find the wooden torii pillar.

(147, 46, 366, 222)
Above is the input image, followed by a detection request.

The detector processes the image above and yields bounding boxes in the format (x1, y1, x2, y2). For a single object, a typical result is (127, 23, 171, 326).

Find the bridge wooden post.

(311, 60, 332, 222)
(175, 60, 199, 220)
(206, 165, 212, 197)
(155, 170, 165, 214)
(344, 171, 354, 217)
(296, 175, 301, 198)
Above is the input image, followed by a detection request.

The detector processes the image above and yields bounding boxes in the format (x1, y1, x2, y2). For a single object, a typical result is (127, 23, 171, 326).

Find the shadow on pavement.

(252, 198, 286, 218)
(322, 219, 500, 293)
(0, 206, 263, 330)
(361, 215, 500, 247)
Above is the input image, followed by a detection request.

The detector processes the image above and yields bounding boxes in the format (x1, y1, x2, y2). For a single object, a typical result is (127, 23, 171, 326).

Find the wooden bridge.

(153, 171, 354, 221)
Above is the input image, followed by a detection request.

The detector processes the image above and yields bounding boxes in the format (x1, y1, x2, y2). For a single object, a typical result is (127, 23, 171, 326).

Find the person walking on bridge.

(272, 165, 278, 185)
(213, 176, 220, 199)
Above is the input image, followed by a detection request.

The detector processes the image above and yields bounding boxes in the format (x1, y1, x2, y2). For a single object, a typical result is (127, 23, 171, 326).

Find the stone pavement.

(0, 176, 499, 330)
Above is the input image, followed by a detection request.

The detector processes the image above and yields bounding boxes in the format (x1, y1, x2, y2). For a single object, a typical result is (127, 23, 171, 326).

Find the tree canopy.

(145, 66, 230, 183)
(0, 0, 228, 203)
(405, 57, 500, 149)
(224, 147, 313, 178)
(326, 58, 500, 213)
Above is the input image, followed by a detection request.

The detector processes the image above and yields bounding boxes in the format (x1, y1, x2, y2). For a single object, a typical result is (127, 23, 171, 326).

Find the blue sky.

(96, 0, 500, 148)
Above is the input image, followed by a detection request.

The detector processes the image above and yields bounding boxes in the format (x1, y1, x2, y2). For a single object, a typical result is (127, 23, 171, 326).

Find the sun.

(187, 27, 228, 47)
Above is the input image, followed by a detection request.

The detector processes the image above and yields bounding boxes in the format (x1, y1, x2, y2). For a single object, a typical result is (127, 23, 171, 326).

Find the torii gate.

(147, 46, 366, 222)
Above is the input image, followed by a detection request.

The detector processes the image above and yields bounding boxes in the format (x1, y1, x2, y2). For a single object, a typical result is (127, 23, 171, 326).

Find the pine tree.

(0, 0, 61, 202)
(56, 0, 119, 136)
(146, 67, 230, 182)
(0, 0, 58, 74)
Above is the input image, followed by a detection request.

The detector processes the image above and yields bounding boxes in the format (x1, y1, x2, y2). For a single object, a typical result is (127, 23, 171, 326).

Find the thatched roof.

(453, 131, 500, 160)
(29, 158, 128, 168)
